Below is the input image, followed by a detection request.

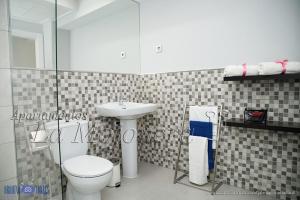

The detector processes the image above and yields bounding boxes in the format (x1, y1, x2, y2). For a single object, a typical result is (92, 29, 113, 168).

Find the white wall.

(140, 0, 300, 74)
(12, 36, 36, 68)
(70, 4, 140, 74)
(11, 19, 43, 34)
(43, 20, 55, 69)
(76, 0, 114, 18)
(57, 29, 71, 69)
(11, 19, 60, 69)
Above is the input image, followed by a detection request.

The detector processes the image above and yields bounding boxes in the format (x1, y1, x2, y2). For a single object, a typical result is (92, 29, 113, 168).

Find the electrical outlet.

(155, 44, 163, 53)
(120, 51, 126, 59)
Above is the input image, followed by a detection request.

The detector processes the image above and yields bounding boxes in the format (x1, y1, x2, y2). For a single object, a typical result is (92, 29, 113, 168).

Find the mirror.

(11, 35, 37, 68)
(10, 0, 70, 69)
(10, 0, 141, 74)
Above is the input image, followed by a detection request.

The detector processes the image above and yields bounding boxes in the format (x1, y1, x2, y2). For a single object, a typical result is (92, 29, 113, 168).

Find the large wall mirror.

(10, 0, 141, 74)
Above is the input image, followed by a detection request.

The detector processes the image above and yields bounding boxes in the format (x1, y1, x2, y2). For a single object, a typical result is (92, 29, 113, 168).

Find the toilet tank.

(45, 120, 89, 164)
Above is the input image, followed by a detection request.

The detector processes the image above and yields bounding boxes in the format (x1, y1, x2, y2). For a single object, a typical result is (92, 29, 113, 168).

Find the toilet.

(46, 120, 113, 200)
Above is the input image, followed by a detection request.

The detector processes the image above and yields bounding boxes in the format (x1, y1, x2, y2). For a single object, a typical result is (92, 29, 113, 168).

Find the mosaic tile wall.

(56, 71, 139, 159)
(137, 69, 300, 200)
(11, 68, 300, 200)
(11, 69, 138, 199)
(12, 69, 61, 200)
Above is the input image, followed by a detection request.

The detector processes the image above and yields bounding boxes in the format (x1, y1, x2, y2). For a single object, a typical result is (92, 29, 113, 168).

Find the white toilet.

(46, 120, 113, 200)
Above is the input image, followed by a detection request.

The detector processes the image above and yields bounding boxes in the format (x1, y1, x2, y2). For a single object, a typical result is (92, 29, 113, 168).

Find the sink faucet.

(119, 94, 127, 106)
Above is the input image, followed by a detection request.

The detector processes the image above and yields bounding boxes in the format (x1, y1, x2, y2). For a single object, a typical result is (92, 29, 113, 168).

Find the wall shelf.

(223, 73, 300, 81)
(224, 118, 300, 133)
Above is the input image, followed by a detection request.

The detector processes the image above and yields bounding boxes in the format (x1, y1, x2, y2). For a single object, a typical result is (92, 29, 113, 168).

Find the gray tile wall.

(11, 69, 139, 199)
(137, 69, 300, 200)
(12, 69, 61, 199)
(56, 71, 139, 159)
(11, 68, 300, 200)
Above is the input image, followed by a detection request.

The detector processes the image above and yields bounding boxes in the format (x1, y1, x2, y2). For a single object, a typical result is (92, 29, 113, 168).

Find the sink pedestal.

(96, 102, 158, 178)
(120, 119, 138, 178)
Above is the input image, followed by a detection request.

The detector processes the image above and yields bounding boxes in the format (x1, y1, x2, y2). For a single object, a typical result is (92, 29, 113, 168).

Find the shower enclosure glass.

(8, 0, 63, 199)
(2, 0, 140, 199)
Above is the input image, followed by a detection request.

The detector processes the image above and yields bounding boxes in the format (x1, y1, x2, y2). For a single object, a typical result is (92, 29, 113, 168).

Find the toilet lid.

(63, 155, 113, 178)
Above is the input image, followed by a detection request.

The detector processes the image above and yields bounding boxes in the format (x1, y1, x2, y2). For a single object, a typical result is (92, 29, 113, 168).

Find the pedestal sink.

(95, 102, 158, 178)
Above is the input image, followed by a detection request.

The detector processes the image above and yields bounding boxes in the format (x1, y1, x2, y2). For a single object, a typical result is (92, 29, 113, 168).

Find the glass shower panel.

(9, 0, 63, 199)
(54, 0, 140, 198)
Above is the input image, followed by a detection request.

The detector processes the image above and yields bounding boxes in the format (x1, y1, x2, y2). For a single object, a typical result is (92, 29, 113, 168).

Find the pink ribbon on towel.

(242, 63, 247, 77)
(275, 59, 288, 75)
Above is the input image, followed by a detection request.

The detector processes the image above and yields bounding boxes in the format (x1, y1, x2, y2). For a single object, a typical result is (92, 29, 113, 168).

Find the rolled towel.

(259, 60, 300, 75)
(224, 64, 260, 77)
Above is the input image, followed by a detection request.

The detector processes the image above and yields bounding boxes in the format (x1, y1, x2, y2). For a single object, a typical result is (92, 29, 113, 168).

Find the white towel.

(189, 106, 218, 148)
(189, 106, 218, 123)
(224, 65, 259, 77)
(258, 61, 300, 75)
(189, 135, 209, 185)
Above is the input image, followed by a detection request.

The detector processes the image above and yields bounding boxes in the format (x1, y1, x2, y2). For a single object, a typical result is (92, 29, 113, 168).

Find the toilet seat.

(63, 155, 113, 178)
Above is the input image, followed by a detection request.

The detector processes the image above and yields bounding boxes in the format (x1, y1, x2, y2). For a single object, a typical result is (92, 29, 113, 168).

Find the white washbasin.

(95, 102, 158, 119)
(95, 101, 158, 178)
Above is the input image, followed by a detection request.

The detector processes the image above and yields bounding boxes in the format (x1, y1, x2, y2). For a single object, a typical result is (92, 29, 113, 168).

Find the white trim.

(11, 29, 45, 69)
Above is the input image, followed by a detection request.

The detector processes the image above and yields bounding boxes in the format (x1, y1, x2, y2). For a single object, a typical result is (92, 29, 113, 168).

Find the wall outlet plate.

(155, 44, 163, 53)
(120, 51, 126, 59)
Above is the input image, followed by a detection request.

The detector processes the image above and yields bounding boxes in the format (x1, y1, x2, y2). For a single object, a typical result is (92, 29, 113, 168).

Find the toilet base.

(66, 182, 102, 200)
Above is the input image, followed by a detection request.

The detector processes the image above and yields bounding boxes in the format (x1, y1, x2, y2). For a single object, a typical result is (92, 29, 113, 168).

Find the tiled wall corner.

(0, 2, 18, 199)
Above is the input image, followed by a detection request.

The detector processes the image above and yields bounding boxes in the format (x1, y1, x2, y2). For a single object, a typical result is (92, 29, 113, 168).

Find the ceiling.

(10, 0, 74, 24)
(10, 0, 138, 29)
(58, 0, 137, 29)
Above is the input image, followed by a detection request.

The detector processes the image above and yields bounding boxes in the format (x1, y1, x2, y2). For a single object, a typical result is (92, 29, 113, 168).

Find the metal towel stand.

(173, 103, 224, 194)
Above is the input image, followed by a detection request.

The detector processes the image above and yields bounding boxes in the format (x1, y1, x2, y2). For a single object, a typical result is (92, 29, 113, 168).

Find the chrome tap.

(119, 94, 127, 106)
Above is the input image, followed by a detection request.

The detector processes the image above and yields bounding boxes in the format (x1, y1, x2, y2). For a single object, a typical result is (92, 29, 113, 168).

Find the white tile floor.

(102, 162, 274, 200)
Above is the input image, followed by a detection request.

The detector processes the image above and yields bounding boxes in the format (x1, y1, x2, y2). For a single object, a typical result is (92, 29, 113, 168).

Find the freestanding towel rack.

(173, 103, 224, 194)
